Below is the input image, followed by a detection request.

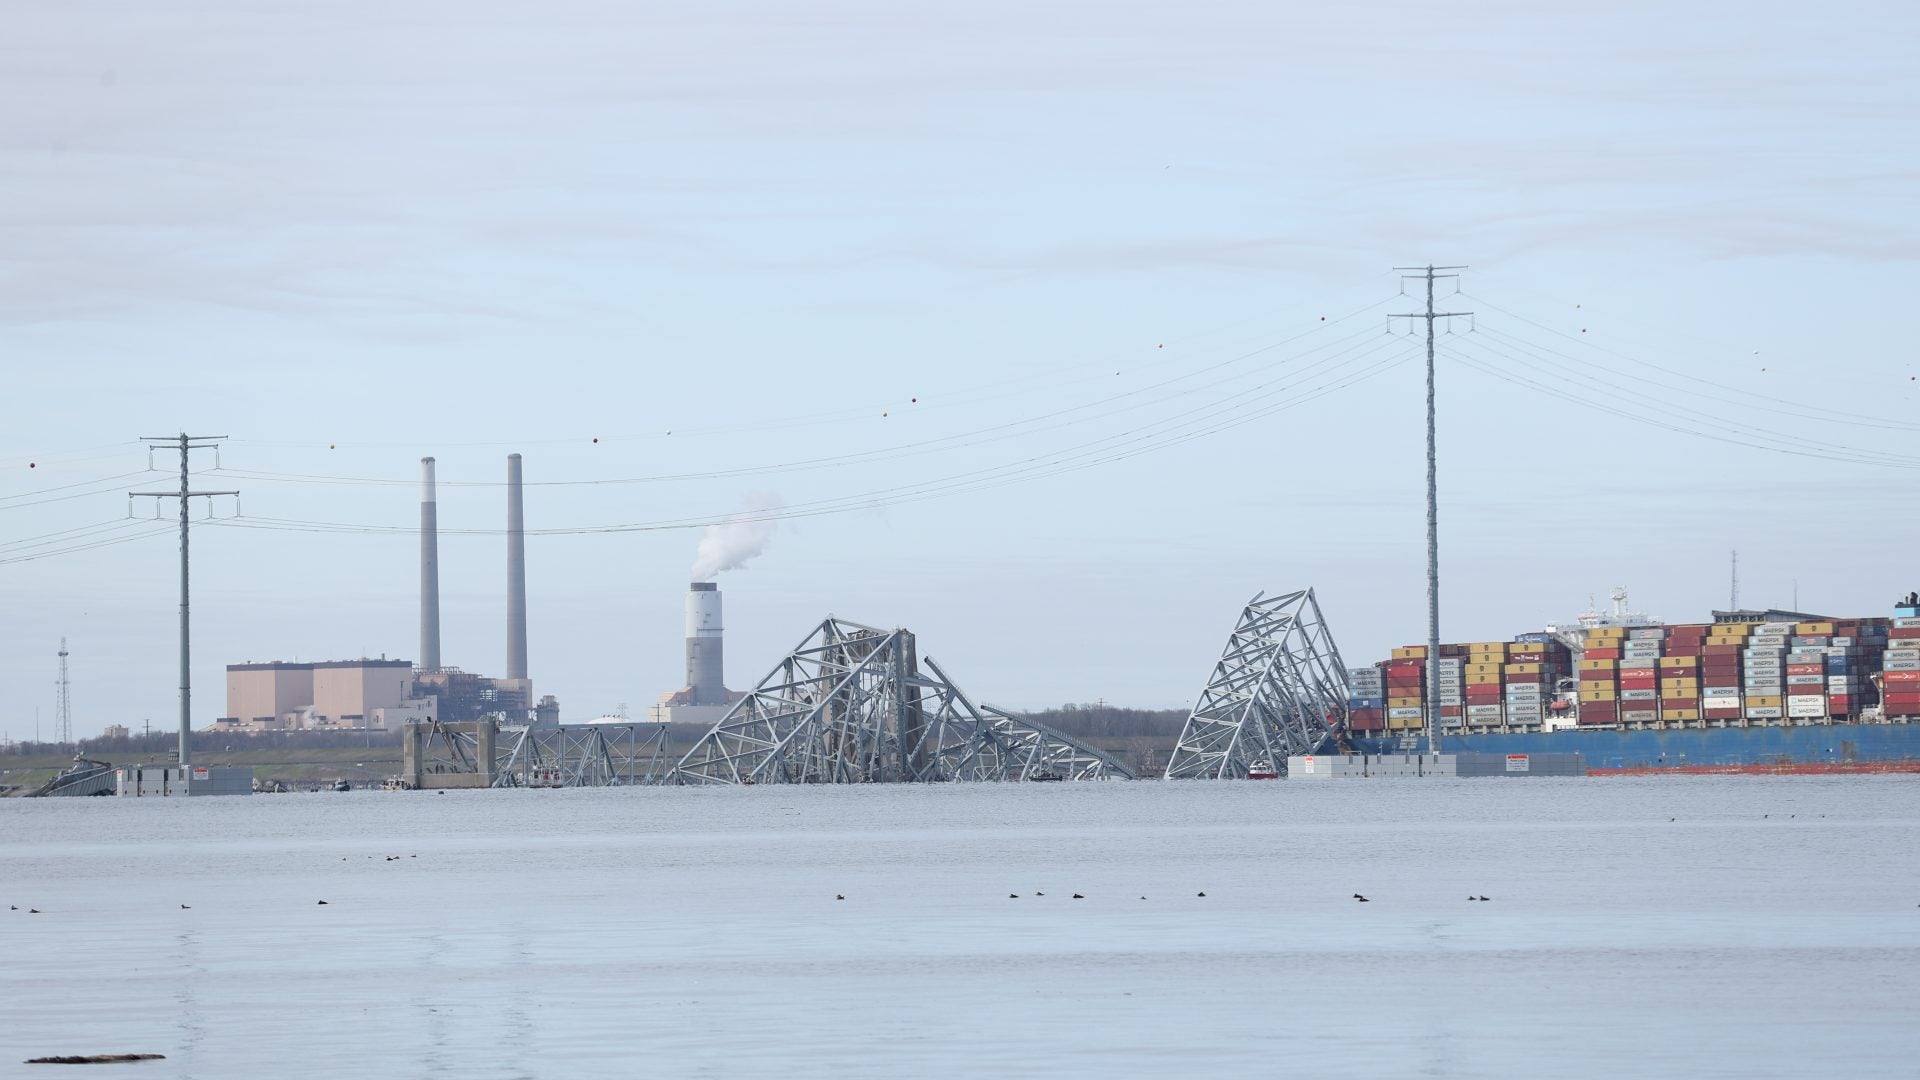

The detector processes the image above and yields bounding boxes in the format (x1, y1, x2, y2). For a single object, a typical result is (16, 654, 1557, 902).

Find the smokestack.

(419, 456, 441, 672)
(686, 582, 724, 705)
(506, 453, 528, 681)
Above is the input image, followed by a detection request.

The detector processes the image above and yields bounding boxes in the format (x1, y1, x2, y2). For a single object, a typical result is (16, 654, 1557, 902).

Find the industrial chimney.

(685, 582, 725, 705)
(419, 456, 441, 672)
(506, 453, 528, 682)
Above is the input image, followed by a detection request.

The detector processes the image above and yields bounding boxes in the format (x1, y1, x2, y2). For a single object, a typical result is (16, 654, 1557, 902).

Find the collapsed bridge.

(671, 617, 1133, 784)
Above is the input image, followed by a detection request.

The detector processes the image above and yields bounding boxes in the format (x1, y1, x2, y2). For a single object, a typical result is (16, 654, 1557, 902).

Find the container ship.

(1340, 589, 1920, 774)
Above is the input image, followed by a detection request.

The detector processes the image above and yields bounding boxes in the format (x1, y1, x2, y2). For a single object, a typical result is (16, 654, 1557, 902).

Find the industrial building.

(218, 658, 430, 732)
(214, 452, 559, 734)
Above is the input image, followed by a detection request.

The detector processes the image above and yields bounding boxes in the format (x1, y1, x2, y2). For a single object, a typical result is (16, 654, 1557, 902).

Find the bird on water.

(1354, 895, 1370, 903)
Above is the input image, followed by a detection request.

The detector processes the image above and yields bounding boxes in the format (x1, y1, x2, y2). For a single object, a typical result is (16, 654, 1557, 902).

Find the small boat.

(1028, 770, 1065, 782)
(1246, 760, 1279, 780)
(331, 779, 352, 792)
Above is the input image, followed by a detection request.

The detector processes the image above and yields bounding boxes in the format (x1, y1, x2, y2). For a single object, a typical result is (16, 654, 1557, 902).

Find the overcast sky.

(4, 1, 1918, 737)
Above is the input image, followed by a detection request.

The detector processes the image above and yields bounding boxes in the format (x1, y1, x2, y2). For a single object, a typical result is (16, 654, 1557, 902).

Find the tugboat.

(1027, 769, 1065, 782)
(1246, 760, 1279, 780)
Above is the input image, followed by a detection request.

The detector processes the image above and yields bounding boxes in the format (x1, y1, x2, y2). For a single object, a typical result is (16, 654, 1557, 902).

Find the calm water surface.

(3, 777, 1918, 1078)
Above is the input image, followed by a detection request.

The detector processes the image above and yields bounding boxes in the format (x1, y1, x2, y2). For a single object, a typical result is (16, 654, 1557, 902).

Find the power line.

(209, 310, 1404, 492)
(198, 339, 1419, 540)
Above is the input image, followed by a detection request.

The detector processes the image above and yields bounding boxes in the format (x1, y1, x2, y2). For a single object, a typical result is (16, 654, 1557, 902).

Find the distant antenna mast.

(1730, 549, 1739, 610)
(1392, 264, 1471, 757)
(56, 637, 71, 746)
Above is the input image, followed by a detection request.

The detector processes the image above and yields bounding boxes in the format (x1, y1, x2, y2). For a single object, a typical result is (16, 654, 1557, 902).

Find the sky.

(3, 0, 1918, 738)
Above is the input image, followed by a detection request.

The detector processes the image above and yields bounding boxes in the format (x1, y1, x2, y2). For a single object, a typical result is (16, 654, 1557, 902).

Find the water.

(4, 777, 1918, 1078)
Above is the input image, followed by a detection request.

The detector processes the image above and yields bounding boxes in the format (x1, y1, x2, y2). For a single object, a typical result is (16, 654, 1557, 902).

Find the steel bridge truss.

(671, 617, 1133, 785)
(1164, 588, 1351, 779)
(407, 720, 674, 788)
(496, 723, 674, 788)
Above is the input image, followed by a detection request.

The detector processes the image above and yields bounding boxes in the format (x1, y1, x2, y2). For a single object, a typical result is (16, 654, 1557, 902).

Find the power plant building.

(219, 659, 430, 732)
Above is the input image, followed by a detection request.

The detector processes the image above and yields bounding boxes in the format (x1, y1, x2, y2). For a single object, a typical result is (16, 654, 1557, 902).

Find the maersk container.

(1746, 706, 1786, 719)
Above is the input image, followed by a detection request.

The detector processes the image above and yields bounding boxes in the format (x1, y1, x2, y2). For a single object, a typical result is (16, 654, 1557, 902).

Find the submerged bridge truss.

(672, 617, 1133, 785)
(403, 720, 674, 789)
(1164, 588, 1351, 779)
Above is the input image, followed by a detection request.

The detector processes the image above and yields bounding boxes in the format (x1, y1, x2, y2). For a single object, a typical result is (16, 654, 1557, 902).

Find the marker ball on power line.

(329, 443, 336, 449)
(882, 411, 889, 417)
(592, 437, 599, 443)
(1320, 315, 1326, 320)
(28, 462, 35, 468)
(911, 397, 917, 403)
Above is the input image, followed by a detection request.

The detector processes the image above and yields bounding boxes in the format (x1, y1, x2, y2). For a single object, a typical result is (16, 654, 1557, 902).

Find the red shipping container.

(1439, 705, 1463, 717)
(1703, 644, 1742, 657)
(1585, 647, 1622, 660)
(1349, 716, 1385, 731)
(1619, 676, 1657, 689)
(1663, 645, 1702, 657)
(1892, 627, 1920, 639)
(1508, 651, 1545, 663)
(1386, 662, 1423, 675)
(1883, 670, 1920, 684)
(1786, 664, 1822, 676)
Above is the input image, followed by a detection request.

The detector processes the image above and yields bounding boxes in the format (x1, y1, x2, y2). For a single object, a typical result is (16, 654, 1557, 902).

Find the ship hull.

(1347, 721, 1920, 774)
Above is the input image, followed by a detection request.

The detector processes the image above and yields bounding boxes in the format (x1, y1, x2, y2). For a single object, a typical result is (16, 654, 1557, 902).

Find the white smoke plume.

(691, 492, 782, 581)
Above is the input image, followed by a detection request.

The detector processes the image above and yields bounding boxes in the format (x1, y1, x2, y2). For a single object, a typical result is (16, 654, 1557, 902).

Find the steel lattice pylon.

(671, 617, 1133, 785)
(1163, 589, 1351, 779)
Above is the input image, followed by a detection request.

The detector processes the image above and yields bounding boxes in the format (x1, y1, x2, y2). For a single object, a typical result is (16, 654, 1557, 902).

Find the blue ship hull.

(1346, 723, 1920, 771)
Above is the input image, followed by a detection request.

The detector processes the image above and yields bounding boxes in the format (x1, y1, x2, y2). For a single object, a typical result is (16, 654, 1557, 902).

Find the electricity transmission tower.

(1391, 265, 1470, 755)
(56, 637, 71, 746)
(131, 434, 237, 768)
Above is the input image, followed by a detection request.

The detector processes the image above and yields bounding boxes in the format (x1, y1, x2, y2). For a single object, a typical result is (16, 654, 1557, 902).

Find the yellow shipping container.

(1387, 695, 1423, 708)
(1661, 707, 1701, 721)
(1795, 622, 1835, 635)
(1747, 695, 1783, 708)
(1505, 662, 1542, 675)
(1578, 658, 1617, 671)
(1658, 656, 1699, 668)
(1467, 673, 1502, 686)
(1710, 623, 1752, 637)
(1580, 688, 1619, 702)
(1387, 716, 1424, 730)
(1464, 662, 1503, 675)
(1391, 646, 1427, 660)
